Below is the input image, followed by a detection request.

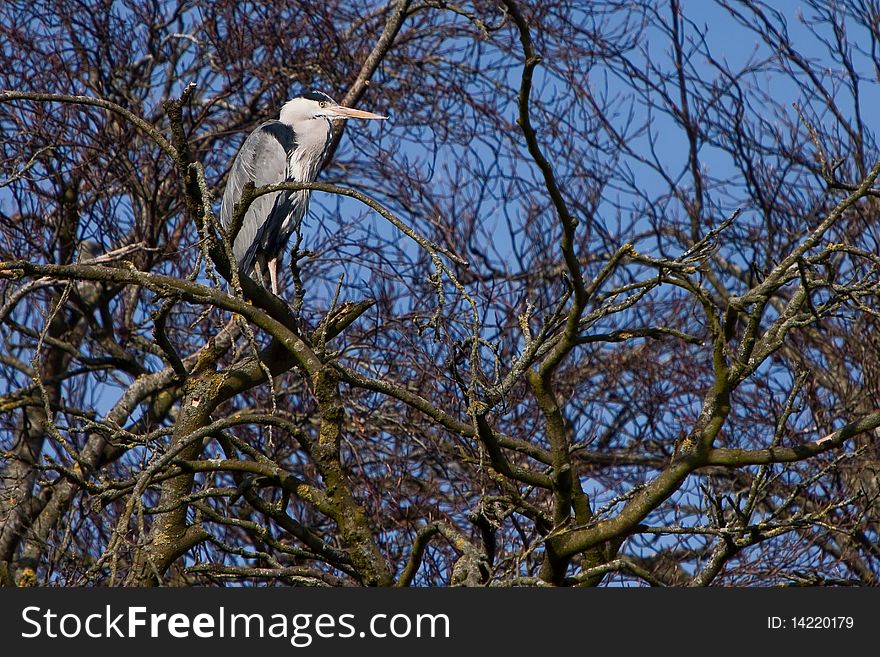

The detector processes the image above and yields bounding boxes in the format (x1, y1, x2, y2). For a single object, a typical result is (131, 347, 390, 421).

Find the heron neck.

(287, 120, 333, 182)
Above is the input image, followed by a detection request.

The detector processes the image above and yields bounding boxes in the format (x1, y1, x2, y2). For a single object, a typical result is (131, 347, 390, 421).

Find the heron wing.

(220, 121, 295, 273)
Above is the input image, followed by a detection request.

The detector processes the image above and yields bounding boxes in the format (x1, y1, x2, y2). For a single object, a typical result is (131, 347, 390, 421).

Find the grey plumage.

(220, 120, 310, 284)
(219, 91, 386, 294)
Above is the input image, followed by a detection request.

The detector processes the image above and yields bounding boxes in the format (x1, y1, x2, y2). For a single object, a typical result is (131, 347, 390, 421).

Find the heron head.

(279, 91, 387, 125)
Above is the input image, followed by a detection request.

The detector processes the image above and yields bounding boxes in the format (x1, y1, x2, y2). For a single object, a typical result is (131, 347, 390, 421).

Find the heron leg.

(268, 258, 279, 295)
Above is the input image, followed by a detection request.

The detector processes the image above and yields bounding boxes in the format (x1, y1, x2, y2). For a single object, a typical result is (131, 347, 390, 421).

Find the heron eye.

(319, 101, 327, 108)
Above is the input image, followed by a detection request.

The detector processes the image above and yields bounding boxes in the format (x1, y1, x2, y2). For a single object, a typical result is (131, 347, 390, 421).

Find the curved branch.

(0, 90, 178, 159)
(395, 524, 441, 587)
(0, 260, 321, 376)
(502, 0, 584, 302)
(706, 412, 880, 466)
(325, 0, 412, 162)
(245, 180, 467, 266)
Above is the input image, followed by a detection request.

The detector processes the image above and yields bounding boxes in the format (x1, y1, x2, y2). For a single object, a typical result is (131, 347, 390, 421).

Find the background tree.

(1, 0, 879, 587)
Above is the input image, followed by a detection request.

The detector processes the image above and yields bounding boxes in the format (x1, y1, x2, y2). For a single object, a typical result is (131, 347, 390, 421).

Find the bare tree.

(1, 0, 878, 587)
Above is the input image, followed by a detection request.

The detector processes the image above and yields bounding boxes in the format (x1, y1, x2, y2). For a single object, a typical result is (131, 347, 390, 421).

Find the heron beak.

(327, 105, 387, 120)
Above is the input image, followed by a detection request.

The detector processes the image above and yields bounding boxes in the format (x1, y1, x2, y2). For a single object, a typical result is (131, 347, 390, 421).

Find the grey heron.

(220, 90, 386, 294)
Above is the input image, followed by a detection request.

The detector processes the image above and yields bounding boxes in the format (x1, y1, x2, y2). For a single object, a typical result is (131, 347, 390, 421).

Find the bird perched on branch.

(220, 90, 386, 294)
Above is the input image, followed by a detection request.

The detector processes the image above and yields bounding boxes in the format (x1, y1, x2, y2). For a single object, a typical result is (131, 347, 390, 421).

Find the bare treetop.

(1, 0, 879, 587)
